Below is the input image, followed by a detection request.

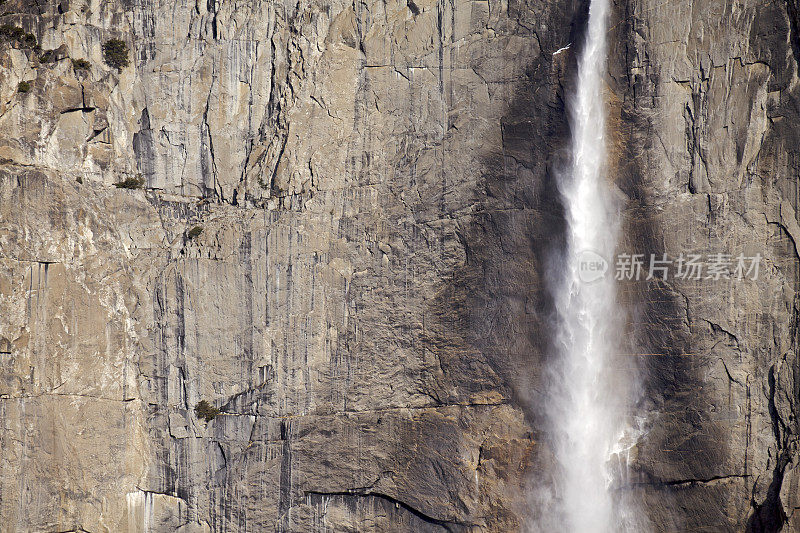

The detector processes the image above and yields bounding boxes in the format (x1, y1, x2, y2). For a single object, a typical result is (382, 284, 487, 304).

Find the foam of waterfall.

(532, 0, 646, 530)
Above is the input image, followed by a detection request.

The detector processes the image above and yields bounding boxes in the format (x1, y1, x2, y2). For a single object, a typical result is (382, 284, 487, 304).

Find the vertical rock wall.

(0, 0, 576, 530)
(0, 0, 798, 530)
(611, 0, 800, 530)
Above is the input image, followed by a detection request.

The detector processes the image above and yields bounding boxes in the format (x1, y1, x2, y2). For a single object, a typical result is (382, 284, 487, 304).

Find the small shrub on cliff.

(39, 45, 68, 64)
(194, 400, 220, 422)
(21, 32, 36, 48)
(102, 39, 129, 71)
(0, 24, 24, 41)
(17, 81, 30, 93)
(71, 58, 91, 71)
(0, 25, 37, 49)
(114, 175, 145, 189)
(187, 226, 203, 239)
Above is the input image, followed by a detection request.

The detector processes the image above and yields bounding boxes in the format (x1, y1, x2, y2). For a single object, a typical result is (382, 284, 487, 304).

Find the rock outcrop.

(0, 0, 798, 530)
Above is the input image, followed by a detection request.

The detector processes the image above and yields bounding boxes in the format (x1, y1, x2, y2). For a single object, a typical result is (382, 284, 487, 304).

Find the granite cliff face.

(0, 0, 798, 531)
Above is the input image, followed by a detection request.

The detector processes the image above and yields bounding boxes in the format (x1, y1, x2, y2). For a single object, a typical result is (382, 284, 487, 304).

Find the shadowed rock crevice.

(785, 0, 800, 69)
(305, 490, 472, 532)
(745, 365, 789, 532)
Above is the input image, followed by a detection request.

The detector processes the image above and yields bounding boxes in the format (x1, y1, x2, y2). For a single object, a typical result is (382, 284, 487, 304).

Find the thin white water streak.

(541, 0, 644, 531)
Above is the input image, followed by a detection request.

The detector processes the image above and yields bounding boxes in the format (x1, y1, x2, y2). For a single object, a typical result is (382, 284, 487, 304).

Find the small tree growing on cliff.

(194, 400, 220, 422)
(71, 58, 91, 71)
(102, 39, 129, 71)
(187, 226, 203, 239)
(0, 25, 37, 49)
(114, 175, 145, 189)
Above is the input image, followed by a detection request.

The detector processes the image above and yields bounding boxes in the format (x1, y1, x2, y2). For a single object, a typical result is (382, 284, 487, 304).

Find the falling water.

(537, 0, 644, 531)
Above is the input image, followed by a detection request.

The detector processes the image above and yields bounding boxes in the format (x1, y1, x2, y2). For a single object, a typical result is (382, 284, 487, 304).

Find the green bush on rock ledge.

(71, 58, 91, 71)
(194, 400, 220, 422)
(0, 25, 37, 49)
(102, 39, 129, 71)
(187, 226, 203, 239)
(17, 81, 30, 93)
(114, 175, 145, 189)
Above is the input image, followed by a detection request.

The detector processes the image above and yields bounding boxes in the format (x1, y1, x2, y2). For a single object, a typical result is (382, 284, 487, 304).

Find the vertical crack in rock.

(201, 88, 220, 200)
(133, 107, 155, 184)
(786, 0, 800, 69)
(278, 420, 293, 530)
(208, 0, 218, 39)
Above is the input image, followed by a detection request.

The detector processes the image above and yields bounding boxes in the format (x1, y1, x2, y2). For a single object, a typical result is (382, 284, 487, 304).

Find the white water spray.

(536, 0, 645, 531)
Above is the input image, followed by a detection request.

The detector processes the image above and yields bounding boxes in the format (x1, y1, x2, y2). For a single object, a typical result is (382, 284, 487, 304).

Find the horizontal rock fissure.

(214, 400, 511, 419)
(629, 474, 751, 488)
(0, 392, 139, 402)
(304, 490, 472, 531)
(60, 107, 95, 114)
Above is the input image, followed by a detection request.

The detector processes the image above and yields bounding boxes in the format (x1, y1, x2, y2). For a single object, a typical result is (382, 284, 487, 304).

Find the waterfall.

(535, 0, 645, 530)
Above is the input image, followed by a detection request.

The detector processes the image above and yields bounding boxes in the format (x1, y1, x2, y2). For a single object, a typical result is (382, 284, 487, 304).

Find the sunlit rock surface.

(0, 0, 798, 530)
